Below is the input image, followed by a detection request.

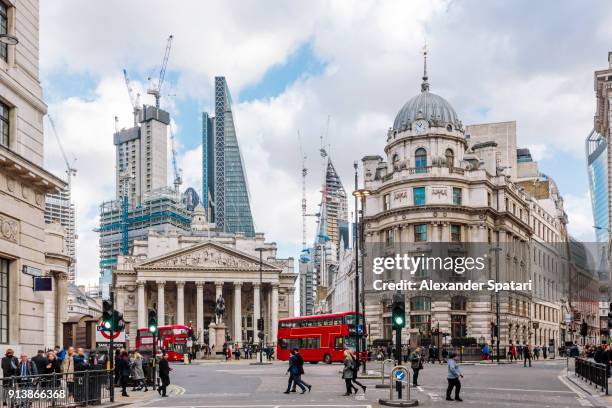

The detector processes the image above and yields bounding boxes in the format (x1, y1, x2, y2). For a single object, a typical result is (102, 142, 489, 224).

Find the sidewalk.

(564, 370, 611, 407)
(104, 385, 174, 407)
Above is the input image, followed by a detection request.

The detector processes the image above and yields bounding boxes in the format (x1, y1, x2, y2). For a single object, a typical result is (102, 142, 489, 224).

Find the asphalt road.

(131, 358, 598, 408)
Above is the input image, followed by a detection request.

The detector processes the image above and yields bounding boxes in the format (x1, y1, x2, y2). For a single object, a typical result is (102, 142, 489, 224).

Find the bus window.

(334, 337, 344, 350)
(344, 314, 357, 326)
(279, 339, 288, 349)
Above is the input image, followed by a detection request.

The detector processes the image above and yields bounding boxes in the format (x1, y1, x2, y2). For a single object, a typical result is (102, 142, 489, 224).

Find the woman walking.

(342, 350, 357, 396)
(131, 352, 148, 392)
(348, 350, 366, 393)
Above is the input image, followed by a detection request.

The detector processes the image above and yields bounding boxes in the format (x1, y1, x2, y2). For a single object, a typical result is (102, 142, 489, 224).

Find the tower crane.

(122, 69, 141, 126)
(147, 35, 173, 108)
(47, 115, 77, 186)
(169, 125, 182, 194)
(298, 131, 319, 264)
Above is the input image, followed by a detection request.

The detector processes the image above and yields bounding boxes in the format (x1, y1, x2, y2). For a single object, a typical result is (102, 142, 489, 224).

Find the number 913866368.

(7, 389, 66, 399)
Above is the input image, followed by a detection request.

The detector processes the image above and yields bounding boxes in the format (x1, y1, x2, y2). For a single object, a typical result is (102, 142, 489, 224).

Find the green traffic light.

(149, 325, 157, 333)
(103, 320, 112, 329)
(394, 316, 404, 325)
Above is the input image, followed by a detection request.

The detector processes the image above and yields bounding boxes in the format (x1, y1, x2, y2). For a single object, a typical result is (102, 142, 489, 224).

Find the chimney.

(608, 51, 612, 69)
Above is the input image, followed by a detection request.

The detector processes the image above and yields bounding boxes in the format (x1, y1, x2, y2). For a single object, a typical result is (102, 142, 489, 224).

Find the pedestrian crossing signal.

(148, 309, 158, 334)
(392, 300, 405, 329)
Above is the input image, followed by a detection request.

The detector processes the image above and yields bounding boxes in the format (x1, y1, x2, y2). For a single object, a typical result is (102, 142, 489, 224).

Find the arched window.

(392, 153, 400, 169)
(445, 148, 454, 168)
(415, 148, 427, 172)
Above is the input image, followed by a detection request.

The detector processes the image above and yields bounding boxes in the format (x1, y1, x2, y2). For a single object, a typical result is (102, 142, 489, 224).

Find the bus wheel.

(309, 361, 319, 364)
(324, 354, 332, 364)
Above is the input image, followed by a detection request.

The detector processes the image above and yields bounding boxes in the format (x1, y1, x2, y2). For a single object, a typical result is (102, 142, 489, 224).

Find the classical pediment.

(136, 242, 281, 271)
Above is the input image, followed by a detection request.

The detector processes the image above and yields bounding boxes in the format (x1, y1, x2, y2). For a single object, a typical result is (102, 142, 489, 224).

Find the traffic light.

(391, 300, 405, 330)
(102, 300, 113, 331)
(608, 303, 612, 330)
(113, 310, 125, 332)
(580, 320, 588, 337)
(148, 309, 158, 334)
(257, 318, 264, 331)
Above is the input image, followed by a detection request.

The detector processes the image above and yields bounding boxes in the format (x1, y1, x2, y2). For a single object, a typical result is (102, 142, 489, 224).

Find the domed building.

(360, 57, 539, 353)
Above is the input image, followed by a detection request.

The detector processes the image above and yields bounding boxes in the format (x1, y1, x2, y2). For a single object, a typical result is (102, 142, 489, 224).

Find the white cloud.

(39, 0, 612, 284)
(564, 192, 596, 242)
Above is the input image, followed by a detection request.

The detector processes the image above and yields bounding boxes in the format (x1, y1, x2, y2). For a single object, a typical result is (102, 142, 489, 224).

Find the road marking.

(419, 384, 575, 394)
(140, 405, 372, 408)
(169, 385, 186, 395)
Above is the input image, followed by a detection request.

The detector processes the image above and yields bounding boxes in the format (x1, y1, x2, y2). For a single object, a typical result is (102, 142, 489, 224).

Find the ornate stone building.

(113, 204, 297, 349)
(0, 0, 72, 354)
(361, 62, 537, 349)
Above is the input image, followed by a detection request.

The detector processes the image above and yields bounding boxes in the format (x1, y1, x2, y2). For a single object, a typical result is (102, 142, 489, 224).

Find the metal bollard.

(378, 366, 418, 407)
(376, 359, 396, 388)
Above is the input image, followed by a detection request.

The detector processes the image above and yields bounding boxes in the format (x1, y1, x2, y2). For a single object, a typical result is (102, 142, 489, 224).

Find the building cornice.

(0, 145, 65, 194)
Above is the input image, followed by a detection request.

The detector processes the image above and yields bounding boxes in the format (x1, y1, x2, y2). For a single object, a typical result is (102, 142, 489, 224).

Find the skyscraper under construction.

(202, 77, 255, 236)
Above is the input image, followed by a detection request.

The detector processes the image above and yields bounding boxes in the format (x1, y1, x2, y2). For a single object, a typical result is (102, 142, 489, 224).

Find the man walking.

(523, 344, 532, 367)
(290, 349, 311, 393)
(410, 347, 423, 387)
(158, 352, 172, 397)
(284, 349, 306, 394)
(446, 352, 463, 402)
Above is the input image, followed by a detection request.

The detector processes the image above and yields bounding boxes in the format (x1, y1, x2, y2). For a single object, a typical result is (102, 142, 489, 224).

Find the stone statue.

(215, 294, 225, 324)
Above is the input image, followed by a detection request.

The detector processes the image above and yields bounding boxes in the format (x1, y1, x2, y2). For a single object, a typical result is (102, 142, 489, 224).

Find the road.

(131, 358, 599, 408)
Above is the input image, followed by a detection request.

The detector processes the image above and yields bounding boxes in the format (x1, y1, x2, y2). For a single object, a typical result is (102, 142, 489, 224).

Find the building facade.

(45, 188, 77, 282)
(202, 77, 255, 237)
(0, 0, 71, 353)
(112, 205, 296, 349)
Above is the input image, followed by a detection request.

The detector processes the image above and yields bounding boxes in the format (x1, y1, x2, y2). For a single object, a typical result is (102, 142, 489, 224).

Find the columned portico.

(177, 280, 185, 325)
(157, 280, 166, 326)
(234, 282, 242, 343)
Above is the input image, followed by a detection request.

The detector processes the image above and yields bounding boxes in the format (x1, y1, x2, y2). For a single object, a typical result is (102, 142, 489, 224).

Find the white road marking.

(141, 405, 372, 408)
(557, 373, 594, 407)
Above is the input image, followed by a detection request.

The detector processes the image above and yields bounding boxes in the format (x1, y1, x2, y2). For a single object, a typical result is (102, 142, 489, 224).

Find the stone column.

(253, 283, 261, 333)
(271, 283, 279, 344)
(196, 282, 204, 333)
(234, 282, 242, 344)
(176, 281, 185, 325)
(287, 287, 295, 317)
(157, 281, 166, 327)
(116, 285, 125, 313)
(55, 272, 69, 348)
(137, 281, 146, 329)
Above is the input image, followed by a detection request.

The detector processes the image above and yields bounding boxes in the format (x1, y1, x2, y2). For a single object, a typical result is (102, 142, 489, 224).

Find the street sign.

(96, 325, 125, 342)
(394, 370, 406, 381)
(357, 324, 364, 335)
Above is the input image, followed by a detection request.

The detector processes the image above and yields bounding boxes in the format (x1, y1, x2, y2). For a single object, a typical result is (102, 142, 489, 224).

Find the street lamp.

(352, 166, 372, 374)
(0, 34, 18, 46)
(490, 246, 502, 362)
(253, 247, 268, 365)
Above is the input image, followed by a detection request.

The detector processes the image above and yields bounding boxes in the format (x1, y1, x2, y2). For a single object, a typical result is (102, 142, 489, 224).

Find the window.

(385, 229, 394, 246)
(415, 148, 427, 172)
(452, 187, 462, 205)
(451, 296, 467, 311)
(487, 192, 492, 207)
(383, 194, 390, 211)
(450, 224, 461, 242)
(413, 187, 425, 206)
(445, 148, 454, 168)
(0, 2, 7, 62)
(410, 296, 431, 311)
(0, 258, 7, 343)
(0, 101, 8, 148)
(414, 224, 427, 242)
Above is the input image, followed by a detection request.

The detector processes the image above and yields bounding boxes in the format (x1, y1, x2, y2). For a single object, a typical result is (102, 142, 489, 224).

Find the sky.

(38, 0, 612, 285)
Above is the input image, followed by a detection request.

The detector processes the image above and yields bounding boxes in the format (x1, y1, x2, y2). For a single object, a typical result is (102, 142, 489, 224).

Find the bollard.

(378, 365, 419, 407)
(376, 359, 396, 389)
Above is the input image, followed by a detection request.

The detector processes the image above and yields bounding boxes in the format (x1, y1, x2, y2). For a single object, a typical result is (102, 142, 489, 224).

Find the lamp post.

(352, 170, 371, 374)
(491, 246, 502, 362)
(254, 247, 265, 365)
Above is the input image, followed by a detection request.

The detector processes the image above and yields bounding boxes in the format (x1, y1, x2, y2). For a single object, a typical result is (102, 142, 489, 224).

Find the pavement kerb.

(561, 370, 611, 408)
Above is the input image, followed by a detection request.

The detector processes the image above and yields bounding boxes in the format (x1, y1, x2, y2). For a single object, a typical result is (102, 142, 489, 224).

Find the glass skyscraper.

(586, 129, 609, 243)
(202, 77, 255, 236)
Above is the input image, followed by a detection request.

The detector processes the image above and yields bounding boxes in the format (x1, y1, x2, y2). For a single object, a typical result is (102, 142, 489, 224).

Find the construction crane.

(47, 114, 77, 186)
(147, 35, 174, 108)
(122, 69, 141, 126)
(169, 124, 182, 194)
(298, 131, 319, 264)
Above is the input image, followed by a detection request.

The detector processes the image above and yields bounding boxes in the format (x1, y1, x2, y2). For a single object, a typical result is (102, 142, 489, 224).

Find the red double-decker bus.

(277, 312, 366, 363)
(135, 325, 195, 362)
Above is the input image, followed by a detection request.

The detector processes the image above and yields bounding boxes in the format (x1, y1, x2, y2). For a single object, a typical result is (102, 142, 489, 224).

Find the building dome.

(392, 49, 461, 131)
(393, 89, 460, 131)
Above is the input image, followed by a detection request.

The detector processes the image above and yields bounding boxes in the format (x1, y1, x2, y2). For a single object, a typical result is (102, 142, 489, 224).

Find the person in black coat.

(31, 350, 48, 376)
(157, 352, 172, 397)
(1, 348, 18, 378)
(117, 351, 131, 397)
(43, 351, 62, 388)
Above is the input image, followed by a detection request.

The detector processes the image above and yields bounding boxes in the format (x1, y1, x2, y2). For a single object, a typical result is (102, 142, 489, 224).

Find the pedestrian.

(31, 349, 47, 375)
(523, 344, 532, 367)
(290, 349, 312, 393)
(43, 351, 62, 387)
(341, 349, 356, 396)
(481, 343, 490, 361)
(116, 350, 131, 397)
(510, 343, 517, 362)
(507, 342, 513, 361)
(348, 350, 366, 393)
(428, 345, 435, 364)
(410, 347, 423, 387)
(284, 348, 306, 394)
(61, 346, 76, 397)
(158, 351, 172, 397)
(73, 348, 91, 404)
(1, 348, 18, 378)
(441, 346, 448, 363)
(446, 352, 463, 401)
(542, 345, 548, 359)
(131, 352, 148, 392)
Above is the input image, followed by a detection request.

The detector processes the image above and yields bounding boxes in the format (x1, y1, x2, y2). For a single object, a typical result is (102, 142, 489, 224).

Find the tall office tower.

(311, 157, 348, 312)
(201, 77, 255, 236)
(114, 105, 169, 205)
(592, 52, 612, 243)
(45, 189, 77, 282)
